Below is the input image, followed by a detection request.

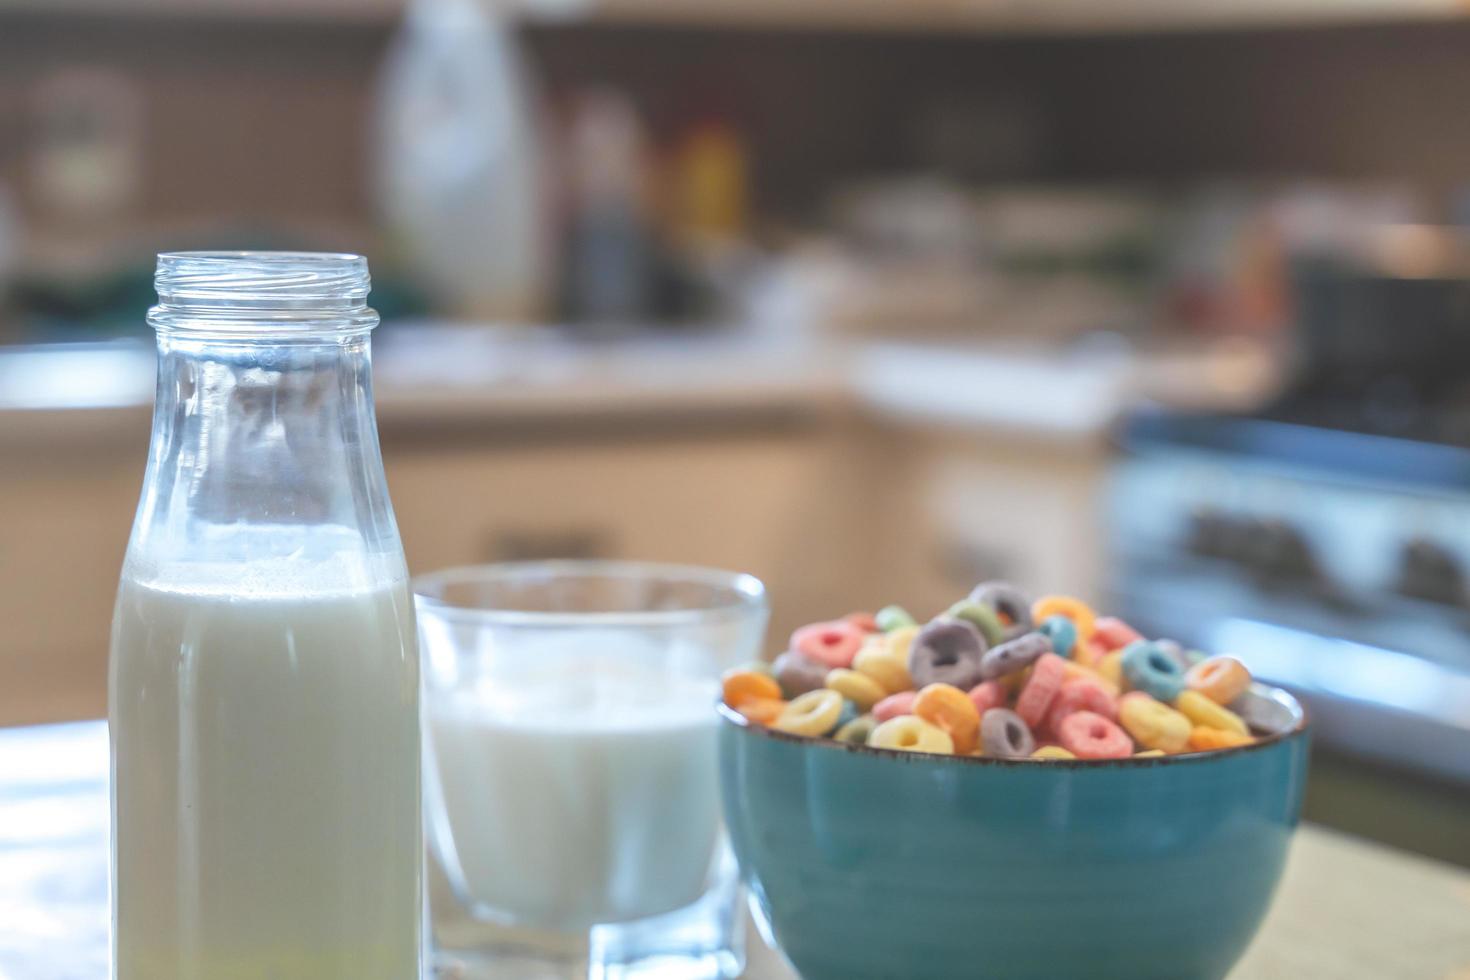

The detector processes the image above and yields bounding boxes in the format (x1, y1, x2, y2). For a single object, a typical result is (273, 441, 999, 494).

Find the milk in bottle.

(109, 253, 421, 980)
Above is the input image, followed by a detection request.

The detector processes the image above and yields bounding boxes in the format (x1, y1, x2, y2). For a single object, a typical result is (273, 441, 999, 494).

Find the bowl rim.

(718, 682, 1309, 769)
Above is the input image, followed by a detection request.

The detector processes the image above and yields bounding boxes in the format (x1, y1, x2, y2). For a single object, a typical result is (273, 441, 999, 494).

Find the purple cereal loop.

(968, 581, 1034, 640)
(773, 650, 829, 699)
(980, 631, 1053, 680)
(981, 708, 1036, 759)
(908, 618, 987, 690)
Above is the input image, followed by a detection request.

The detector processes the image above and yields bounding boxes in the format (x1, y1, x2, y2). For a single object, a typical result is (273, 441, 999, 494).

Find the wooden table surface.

(4, 722, 1468, 979)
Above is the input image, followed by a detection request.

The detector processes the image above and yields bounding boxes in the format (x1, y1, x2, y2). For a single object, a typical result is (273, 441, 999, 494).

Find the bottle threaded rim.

(150, 251, 378, 336)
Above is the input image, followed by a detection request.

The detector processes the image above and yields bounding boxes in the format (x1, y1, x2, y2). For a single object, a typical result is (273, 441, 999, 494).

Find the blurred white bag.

(374, 0, 550, 321)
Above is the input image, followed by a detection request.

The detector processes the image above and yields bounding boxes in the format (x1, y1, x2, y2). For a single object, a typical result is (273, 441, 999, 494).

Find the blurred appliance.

(1109, 236, 1470, 788)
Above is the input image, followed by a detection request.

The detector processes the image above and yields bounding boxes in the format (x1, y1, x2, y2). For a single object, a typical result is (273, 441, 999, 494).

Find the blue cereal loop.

(1120, 640, 1187, 702)
(1039, 615, 1078, 659)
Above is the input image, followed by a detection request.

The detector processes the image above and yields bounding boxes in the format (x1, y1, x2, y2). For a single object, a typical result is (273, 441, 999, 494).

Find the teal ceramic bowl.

(720, 686, 1308, 980)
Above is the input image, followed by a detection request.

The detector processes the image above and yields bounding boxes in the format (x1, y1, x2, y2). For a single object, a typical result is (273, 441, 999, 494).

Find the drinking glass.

(414, 561, 768, 980)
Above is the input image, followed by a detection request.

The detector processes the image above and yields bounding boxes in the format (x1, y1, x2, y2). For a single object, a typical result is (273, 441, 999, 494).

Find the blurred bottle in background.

(666, 118, 749, 251)
(556, 88, 658, 326)
(0, 184, 18, 339)
(374, 0, 550, 322)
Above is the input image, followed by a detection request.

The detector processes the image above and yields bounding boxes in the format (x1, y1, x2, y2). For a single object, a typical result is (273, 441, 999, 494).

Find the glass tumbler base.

(432, 871, 745, 980)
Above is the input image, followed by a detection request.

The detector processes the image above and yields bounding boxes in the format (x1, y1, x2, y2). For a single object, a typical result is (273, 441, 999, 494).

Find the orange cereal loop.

(1186, 656, 1252, 705)
(1188, 726, 1254, 752)
(1030, 595, 1097, 643)
(913, 683, 981, 755)
(723, 670, 782, 708)
(738, 697, 787, 726)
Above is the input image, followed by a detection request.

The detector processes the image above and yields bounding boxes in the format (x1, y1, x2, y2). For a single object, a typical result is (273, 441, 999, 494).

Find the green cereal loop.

(834, 713, 878, 745)
(875, 605, 918, 633)
(947, 600, 1005, 646)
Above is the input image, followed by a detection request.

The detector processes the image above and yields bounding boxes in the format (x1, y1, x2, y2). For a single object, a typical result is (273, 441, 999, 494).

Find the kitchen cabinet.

(865, 426, 1109, 621)
(533, 0, 1463, 33)
(384, 425, 873, 650)
(0, 450, 143, 725)
(5, 0, 1460, 33)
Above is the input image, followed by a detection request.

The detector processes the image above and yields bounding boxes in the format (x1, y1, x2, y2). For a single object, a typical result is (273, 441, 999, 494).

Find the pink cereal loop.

(1015, 653, 1065, 728)
(873, 690, 918, 723)
(1058, 710, 1133, 759)
(967, 680, 1007, 717)
(1092, 616, 1143, 652)
(1044, 677, 1118, 738)
(792, 620, 864, 669)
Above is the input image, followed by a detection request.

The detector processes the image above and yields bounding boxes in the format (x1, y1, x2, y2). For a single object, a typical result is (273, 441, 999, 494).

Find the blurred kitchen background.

(3, 0, 1470, 865)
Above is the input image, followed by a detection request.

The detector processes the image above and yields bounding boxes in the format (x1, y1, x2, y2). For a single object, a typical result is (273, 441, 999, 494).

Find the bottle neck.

(127, 331, 403, 581)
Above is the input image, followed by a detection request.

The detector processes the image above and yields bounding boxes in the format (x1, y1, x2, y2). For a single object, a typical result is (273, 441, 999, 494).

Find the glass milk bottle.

(109, 252, 422, 980)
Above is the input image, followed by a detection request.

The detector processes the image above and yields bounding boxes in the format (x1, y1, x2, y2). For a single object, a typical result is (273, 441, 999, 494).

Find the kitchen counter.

(3, 721, 1467, 978)
(0, 328, 847, 454)
(0, 325, 1283, 453)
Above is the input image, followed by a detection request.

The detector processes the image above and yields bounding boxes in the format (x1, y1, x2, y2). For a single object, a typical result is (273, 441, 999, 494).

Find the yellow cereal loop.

(1133, 749, 1166, 758)
(1096, 650, 1126, 691)
(869, 715, 955, 755)
(853, 643, 913, 694)
(774, 689, 844, 737)
(1118, 693, 1191, 753)
(1032, 745, 1076, 760)
(825, 668, 888, 711)
(883, 625, 920, 665)
(1175, 690, 1248, 736)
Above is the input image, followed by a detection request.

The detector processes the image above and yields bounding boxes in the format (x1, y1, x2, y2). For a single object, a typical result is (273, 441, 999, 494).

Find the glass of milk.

(415, 561, 768, 979)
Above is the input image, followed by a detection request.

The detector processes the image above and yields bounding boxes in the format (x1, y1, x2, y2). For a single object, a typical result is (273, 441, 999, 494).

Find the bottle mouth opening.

(150, 251, 378, 336)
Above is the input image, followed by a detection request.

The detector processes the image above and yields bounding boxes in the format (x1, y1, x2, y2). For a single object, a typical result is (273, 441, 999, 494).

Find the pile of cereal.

(721, 583, 1266, 759)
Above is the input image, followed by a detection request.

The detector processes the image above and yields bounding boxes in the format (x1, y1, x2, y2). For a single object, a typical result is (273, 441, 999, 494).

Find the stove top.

(1110, 414, 1470, 784)
(1120, 409, 1470, 492)
(1255, 377, 1470, 448)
